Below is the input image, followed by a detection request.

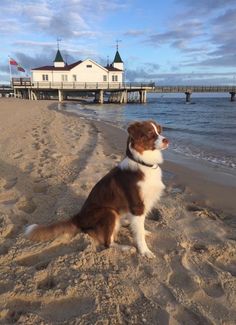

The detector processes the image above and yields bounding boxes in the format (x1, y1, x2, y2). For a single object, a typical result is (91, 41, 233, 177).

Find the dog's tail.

(24, 218, 79, 242)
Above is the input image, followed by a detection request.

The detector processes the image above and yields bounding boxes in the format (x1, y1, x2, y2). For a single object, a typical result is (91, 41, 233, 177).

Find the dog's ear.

(127, 122, 142, 138)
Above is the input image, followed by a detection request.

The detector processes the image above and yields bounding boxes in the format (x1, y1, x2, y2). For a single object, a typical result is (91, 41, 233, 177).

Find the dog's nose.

(162, 138, 169, 145)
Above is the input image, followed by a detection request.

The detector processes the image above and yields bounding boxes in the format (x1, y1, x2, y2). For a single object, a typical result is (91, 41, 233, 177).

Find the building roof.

(113, 50, 123, 63)
(32, 60, 122, 72)
(32, 60, 83, 71)
(54, 49, 64, 62)
(106, 65, 122, 71)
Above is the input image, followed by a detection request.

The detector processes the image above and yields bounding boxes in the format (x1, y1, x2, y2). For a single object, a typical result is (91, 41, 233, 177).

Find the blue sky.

(1, 0, 236, 85)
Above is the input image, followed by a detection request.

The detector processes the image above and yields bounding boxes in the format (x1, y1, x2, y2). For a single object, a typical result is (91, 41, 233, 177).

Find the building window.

(61, 74, 68, 82)
(103, 75, 107, 82)
(42, 74, 48, 81)
(112, 75, 118, 82)
(86, 64, 92, 68)
(72, 74, 77, 82)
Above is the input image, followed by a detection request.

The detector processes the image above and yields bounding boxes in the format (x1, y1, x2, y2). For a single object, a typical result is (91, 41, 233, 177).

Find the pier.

(0, 85, 13, 97)
(10, 79, 236, 103)
(153, 86, 236, 102)
(12, 78, 152, 103)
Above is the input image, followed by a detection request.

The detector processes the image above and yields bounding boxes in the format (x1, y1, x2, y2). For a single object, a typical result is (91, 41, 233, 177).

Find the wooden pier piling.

(229, 91, 235, 102)
(185, 90, 192, 102)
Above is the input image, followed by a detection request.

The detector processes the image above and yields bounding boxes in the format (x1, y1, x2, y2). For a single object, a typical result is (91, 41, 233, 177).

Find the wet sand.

(0, 98, 236, 324)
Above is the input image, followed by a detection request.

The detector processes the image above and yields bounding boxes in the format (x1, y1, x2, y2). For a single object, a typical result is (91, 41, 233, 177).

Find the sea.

(57, 93, 236, 177)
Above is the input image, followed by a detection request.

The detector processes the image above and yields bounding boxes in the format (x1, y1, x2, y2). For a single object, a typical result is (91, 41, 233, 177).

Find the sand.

(0, 98, 236, 325)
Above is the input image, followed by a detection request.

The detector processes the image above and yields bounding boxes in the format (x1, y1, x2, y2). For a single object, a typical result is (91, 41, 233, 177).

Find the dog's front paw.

(140, 249, 155, 259)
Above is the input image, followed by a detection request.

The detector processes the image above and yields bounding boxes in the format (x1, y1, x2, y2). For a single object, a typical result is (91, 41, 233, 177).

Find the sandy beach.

(0, 98, 236, 324)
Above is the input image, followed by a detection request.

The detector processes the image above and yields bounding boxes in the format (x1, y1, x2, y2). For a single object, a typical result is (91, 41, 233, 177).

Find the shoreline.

(52, 101, 236, 215)
(0, 98, 236, 324)
(94, 119, 236, 215)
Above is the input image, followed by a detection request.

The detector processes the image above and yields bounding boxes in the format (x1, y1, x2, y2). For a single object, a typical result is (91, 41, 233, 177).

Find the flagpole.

(8, 56, 12, 87)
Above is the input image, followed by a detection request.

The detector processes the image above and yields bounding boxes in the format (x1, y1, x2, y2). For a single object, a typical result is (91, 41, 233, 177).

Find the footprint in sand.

(0, 190, 19, 205)
(12, 152, 23, 160)
(214, 254, 236, 277)
(32, 183, 49, 194)
(197, 263, 224, 298)
(174, 305, 212, 325)
(168, 263, 199, 295)
(3, 177, 17, 190)
(16, 196, 37, 214)
(36, 275, 57, 291)
(33, 134, 40, 141)
(19, 162, 34, 173)
(32, 142, 40, 150)
(182, 251, 225, 298)
(3, 299, 41, 324)
(0, 244, 10, 256)
(40, 297, 95, 322)
(0, 214, 15, 238)
(17, 236, 91, 267)
(0, 281, 14, 295)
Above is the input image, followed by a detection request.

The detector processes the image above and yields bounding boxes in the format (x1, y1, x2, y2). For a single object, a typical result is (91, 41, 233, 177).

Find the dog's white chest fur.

(138, 166, 165, 213)
(119, 158, 165, 214)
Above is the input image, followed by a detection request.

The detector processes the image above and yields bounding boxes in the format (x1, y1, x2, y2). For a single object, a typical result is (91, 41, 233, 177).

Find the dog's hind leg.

(92, 209, 119, 248)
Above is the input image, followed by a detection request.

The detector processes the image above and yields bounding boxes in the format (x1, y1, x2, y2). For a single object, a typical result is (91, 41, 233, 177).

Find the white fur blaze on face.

(150, 122, 168, 150)
(150, 122, 159, 135)
(25, 224, 38, 237)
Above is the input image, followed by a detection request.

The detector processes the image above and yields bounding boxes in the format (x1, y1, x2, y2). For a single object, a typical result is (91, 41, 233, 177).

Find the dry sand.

(0, 98, 236, 325)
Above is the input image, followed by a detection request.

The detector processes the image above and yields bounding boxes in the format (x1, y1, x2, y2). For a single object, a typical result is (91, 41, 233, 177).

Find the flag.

(9, 57, 18, 65)
(17, 65, 25, 72)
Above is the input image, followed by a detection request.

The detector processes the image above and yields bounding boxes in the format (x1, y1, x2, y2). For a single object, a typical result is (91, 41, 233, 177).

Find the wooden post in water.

(99, 90, 104, 104)
(139, 90, 147, 103)
(123, 90, 128, 103)
(143, 90, 147, 103)
(229, 91, 235, 101)
(58, 89, 64, 102)
(94, 90, 104, 104)
(31, 90, 38, 100)
(185, 90, 192, 102)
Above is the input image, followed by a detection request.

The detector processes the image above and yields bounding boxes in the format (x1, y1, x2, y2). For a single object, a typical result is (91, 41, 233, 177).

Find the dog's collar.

(126, 146, 159, 169)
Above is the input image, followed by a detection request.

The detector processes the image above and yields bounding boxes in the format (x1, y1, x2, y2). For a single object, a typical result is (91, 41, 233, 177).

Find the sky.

(1, 0, 236, 85)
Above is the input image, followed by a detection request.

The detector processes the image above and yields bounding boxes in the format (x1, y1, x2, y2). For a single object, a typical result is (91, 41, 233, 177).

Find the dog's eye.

(147, 131, 156, 139)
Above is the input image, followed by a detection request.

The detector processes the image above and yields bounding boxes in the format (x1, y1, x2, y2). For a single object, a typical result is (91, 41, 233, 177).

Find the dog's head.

(127, 120, 169, 165)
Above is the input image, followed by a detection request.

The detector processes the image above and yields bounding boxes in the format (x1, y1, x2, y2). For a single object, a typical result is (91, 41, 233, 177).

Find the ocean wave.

(172, 145, 236, 169)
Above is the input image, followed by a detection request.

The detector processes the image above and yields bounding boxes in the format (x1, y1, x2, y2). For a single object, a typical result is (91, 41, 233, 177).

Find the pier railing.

(12, 78, 155, 90)
(11, 79, 236, 93)
(153, 85, 236, 93)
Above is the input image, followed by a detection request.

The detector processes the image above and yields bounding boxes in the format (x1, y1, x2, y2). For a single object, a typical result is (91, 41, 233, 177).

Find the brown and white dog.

(25, 120, 169, 258)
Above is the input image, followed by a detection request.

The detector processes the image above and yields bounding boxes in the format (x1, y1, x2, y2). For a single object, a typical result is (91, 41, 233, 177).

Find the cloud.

(125, 68, 236, 85)
(177, 7, 236, 67)
(180, 0, 235, 9)
(184, 55, 236, 68)
(0, 19, 23, 34)
(123, 30, 147, 37)
(143, 3, 236, 69)
(145, 20, 205, 49)
(143, 63, 160, 72)
(0, 0, 128, 39)
(175, 0, 236, 17)
(13, 40, 56, 47)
